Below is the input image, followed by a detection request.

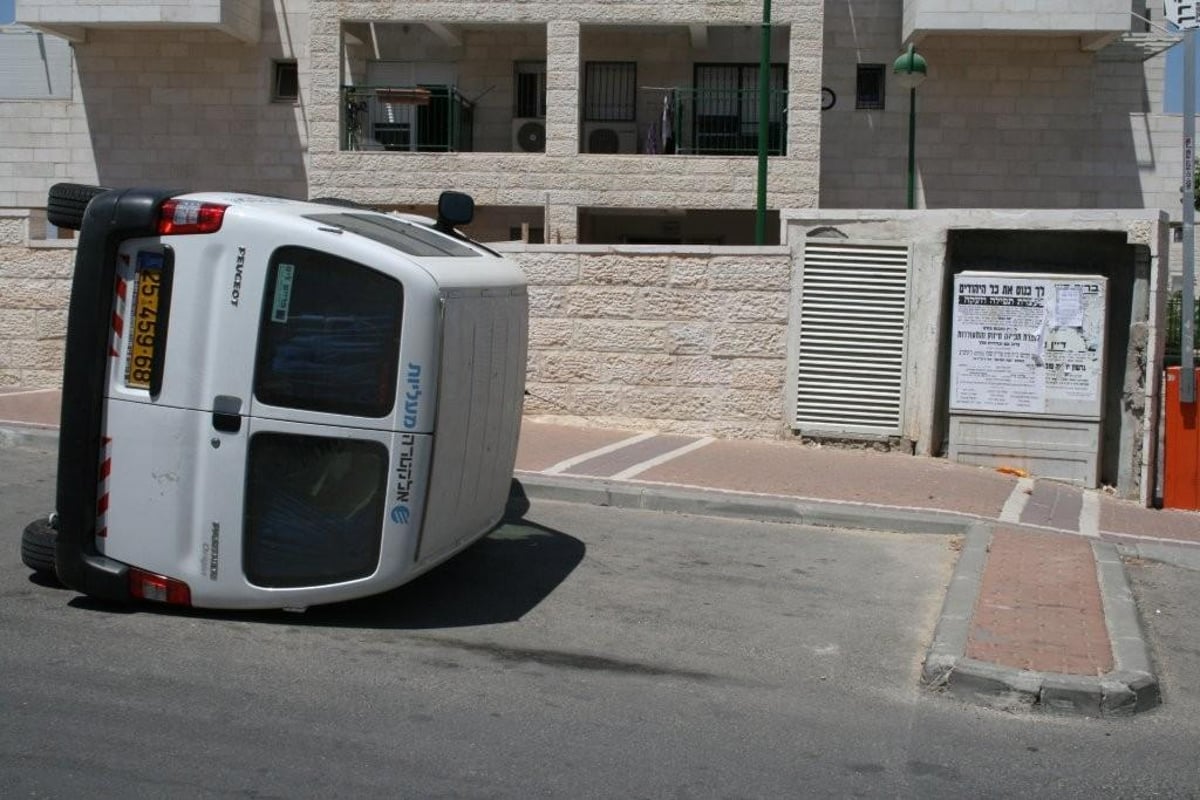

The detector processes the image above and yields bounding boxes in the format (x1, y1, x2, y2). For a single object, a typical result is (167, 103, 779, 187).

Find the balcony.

(340, 83, 787, 156)
(904, 0, 1132, 46)
(343, 86, 475, 153)
(632, 86, 788, 157)
(16, 0, 261, 42)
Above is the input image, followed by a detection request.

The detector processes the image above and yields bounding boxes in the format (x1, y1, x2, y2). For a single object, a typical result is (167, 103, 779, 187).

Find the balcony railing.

(339, 84, 786, 156)
(342, 85, 475, 153)
(641, 87, 788, 156)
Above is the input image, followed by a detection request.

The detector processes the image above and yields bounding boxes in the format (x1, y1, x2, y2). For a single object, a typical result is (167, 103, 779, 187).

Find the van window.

(244, 433, 388, 588)
(254, 246, 403, 418)
(305, 213, 481, 258)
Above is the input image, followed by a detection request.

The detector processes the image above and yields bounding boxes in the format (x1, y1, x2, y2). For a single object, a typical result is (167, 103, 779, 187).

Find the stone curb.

(513, 472, 975, 537)
(919, 524, 1161, 717)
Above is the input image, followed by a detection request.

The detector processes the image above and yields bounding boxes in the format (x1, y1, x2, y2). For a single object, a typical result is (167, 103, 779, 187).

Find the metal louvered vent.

(790, 241, 910, 435)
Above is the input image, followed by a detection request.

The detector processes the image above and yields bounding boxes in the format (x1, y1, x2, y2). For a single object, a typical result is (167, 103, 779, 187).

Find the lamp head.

(893, 44, 928, 90)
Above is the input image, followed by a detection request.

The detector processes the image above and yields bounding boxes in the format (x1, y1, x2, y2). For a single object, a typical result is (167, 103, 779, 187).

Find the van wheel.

(47, 182, 111, 231)
(20, 517, 58, 575)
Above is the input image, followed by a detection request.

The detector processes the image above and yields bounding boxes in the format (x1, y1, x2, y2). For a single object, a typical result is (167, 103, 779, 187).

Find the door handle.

(212, 395, 242, 433)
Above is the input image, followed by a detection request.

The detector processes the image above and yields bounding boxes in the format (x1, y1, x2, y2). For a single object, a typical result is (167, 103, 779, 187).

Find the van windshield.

(305, 213, 481, 258)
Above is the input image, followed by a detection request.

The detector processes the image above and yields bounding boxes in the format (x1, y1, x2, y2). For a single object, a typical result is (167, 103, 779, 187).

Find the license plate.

(125, 267, 161, 389)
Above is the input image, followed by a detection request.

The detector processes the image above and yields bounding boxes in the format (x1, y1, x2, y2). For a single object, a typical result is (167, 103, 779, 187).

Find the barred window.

(584, 62, 637, 122)
(514, 61, 547, 118)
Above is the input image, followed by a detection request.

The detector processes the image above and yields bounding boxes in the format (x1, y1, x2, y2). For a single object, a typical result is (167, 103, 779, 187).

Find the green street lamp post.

(893, 44, 928, 210)
(755, 0, 772, 245)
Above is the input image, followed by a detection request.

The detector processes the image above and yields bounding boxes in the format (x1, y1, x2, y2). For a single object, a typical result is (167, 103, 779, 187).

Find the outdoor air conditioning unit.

(584, 122, 638, 154)
(512, 119, 546, 153)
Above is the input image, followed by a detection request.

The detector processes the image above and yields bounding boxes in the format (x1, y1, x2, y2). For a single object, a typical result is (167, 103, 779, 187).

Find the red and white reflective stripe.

(95, 436, 112, 540)
(110, 276, 128, 359)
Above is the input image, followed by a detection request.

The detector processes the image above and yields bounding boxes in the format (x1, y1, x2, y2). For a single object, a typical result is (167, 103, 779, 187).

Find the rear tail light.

(157, 199, 227, 235)
(128, 568, 192, 606)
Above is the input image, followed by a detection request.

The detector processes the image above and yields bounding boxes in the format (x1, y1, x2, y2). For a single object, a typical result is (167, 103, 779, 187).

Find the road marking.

(542, 432, 657, 475)
(0, 388, 58, 397)
(999, 477, 1035, 523)
(1079, 491, 1100, 538)
(609, 437, 716, 481)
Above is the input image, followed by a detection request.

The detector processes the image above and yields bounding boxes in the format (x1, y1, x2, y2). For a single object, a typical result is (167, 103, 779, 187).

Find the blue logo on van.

(403, 363, 422, 429)
(390, 505, 410, 525)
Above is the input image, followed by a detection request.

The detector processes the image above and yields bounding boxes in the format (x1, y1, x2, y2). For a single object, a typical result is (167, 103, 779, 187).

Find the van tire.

(20, 517, 58, 575)
(47, 183, 111, 231)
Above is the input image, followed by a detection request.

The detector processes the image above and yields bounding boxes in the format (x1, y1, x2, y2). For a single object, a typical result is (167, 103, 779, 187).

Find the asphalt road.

(2, 442, 1199, 798)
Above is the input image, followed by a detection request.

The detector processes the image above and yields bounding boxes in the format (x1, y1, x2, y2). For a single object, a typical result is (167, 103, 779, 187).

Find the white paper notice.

(1054, 286, 1083, 328)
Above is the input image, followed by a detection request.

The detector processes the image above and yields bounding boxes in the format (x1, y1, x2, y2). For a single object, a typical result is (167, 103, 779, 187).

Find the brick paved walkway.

(966, 528, 1113, 676)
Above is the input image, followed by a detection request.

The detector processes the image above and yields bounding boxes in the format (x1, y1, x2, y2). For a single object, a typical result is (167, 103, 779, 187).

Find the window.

(272, 59, 299, 103)
(244, 433, 388, 588)
(254, 246, 404, 418)
(584, 62, 637, 122)
(855, 64, 885, 110)
(514, 61, 546, 118)
(692, 63, 788, 156)
(0, 30, 73, 100)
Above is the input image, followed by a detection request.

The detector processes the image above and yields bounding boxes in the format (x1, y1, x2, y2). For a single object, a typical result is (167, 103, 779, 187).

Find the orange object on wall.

(1163, 367, 1200, 510)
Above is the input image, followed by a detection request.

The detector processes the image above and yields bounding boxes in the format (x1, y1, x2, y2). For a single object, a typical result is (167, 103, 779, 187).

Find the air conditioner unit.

(512, 119, 546, 153)
(584, 122, 638, 154)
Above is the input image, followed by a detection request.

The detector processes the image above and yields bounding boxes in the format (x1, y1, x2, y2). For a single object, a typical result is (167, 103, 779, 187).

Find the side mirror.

(436, 191, 474, 233)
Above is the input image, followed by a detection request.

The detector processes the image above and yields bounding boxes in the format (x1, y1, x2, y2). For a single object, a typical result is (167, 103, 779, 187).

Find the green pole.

(755, 0, 772, 245)
(906, 86, 917, 210)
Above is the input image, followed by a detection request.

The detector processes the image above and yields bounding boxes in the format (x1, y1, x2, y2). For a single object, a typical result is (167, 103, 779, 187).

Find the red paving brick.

(0, 389, 61, 428)
(516, 421, 641, 472)
(637, 439, 1018, 518)
(966, 528, 1112, 676)
(1100, 495, 1200, 544)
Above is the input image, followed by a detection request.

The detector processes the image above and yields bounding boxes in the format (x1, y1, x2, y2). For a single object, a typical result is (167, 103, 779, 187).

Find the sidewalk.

(5, 388, 1198, 716)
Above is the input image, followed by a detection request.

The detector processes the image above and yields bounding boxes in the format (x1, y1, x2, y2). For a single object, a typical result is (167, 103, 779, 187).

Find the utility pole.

(1168, 1, 1198, 402)
(1185, 24, 1198, 402)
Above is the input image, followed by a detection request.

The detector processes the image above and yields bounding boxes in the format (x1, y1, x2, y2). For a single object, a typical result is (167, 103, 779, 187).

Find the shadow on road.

(65, 481, 584, 630)
(296, 516, 584, 629)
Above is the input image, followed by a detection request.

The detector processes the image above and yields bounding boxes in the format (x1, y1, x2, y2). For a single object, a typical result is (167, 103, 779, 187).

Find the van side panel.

(416, 287, 528, 564)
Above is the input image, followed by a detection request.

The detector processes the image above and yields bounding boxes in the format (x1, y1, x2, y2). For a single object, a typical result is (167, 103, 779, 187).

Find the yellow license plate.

(125, 268, 161, 389)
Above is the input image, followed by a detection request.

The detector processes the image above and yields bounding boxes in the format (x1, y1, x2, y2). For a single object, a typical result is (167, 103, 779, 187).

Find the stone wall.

(0, 0, 309, 209)
(498, 244, 794, 438)
(1, 228, 796, 438)
(0, 212, 73, 388)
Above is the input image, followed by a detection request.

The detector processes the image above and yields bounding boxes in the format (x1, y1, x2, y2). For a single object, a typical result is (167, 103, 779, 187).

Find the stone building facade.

(0, 1, 1193, 501)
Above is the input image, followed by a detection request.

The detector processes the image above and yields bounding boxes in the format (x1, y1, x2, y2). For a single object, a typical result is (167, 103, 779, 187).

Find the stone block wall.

(0, 212, 73, 388)
(500, 244, 794, 438)
(1, 0, 307, 210)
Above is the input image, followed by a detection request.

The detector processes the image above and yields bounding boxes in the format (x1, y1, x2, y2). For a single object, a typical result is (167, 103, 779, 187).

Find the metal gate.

(787, 241, 911, 436)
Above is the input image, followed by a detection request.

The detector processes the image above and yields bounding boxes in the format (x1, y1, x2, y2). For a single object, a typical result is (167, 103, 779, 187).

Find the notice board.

(950, 272, 1107, 420)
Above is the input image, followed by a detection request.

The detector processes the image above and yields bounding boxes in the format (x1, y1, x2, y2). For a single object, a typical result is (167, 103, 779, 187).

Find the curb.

(513, 472, 974, 537)
(920, 525, 1161, 717)
(514, 475, 1163, 718)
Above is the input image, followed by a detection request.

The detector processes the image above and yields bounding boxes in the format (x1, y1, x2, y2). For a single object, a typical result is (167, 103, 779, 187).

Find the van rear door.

(97, 211, 264, 584)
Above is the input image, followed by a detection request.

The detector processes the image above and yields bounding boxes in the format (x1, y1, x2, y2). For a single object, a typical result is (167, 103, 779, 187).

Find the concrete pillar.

(544, 200, 578, 244)
(545, 20, 580, 159)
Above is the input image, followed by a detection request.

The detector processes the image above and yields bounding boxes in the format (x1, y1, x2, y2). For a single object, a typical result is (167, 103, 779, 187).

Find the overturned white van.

(28, 185, 528, 610)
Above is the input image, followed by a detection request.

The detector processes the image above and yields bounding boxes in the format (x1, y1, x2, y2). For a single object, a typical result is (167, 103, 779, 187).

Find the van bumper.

(54, 187, 176, 602)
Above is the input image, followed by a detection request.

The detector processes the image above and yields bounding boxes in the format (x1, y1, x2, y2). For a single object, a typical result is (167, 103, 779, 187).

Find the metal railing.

(641, 87, 788, 156)
(342, 85, 475, 153)
(1166, 289, 1200, 365)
